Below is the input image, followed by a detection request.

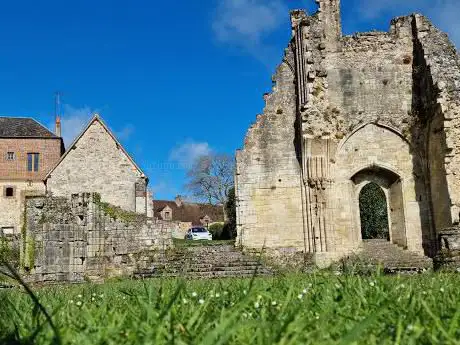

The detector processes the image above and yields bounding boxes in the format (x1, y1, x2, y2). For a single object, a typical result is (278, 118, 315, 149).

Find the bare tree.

(186, 154, 235, 219)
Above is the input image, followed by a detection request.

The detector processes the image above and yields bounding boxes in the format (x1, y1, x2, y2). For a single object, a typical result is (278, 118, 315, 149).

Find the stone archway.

(352, 166, 407, 248)
(359, 182, 389, 240)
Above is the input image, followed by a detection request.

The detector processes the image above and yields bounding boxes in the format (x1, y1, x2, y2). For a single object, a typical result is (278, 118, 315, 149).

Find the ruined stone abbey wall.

(236, 47, 305, 249)
(236, 0, 460, 265)
(23, 193, 175, 283)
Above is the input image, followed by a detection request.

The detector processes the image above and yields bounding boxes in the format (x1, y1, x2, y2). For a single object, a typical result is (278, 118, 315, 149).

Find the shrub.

(209, 223, 224, 239)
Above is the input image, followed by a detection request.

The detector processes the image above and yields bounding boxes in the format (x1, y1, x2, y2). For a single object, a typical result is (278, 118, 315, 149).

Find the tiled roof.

(153, 200, 224, 225)
(0, 117, 57, 138)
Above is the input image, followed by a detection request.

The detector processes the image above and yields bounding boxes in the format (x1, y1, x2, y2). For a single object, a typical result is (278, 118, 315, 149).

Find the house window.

(6, 152, 15, 160)
(5, 187, 14, 197)
(27, 153, 39, 172)
(164, 211, 171, 220)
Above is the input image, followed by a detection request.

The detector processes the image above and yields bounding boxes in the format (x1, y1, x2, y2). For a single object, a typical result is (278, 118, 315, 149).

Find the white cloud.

(212, 0, 288, 65)
(57, 104, 95, 146)
(169, 140, 212, 168)
(116, 124, 135, 141)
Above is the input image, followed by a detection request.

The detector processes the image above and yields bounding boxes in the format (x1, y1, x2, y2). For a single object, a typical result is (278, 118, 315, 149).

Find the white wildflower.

(76, 301, 82, 307)
(223, 291, 229, 295)
(77, 294, 82, 299)
(302, 289, 308, 294)
(92, 293, 96, 297)
(369, 281, 375, 287)
(192, 292, 198, 297)
(254, 302, 260, 309)
(440, 287, 445, 293)
(243, 290, 247, 295)
(257, 295, 262, 300)
(271, 301, 277, 306)
(182, 298, 188, 305)
(298, 294, 303, 300)
(215, 293, 220, 298)
(91, 297, 95, 302)
(69, 300, 74, 304)
(407, 324, 414, 332)
(99, 294, 104, 298)
(199, 299, 205, 305)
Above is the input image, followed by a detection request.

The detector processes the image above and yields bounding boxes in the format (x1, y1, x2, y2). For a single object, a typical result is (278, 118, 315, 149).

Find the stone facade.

(23, 193, 175, 283)
(46, 115, 152, 216)
(236, 1, 460, 266)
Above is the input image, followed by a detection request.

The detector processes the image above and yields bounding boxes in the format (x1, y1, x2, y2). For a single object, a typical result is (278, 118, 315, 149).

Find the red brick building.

(0, 117, 64, 235)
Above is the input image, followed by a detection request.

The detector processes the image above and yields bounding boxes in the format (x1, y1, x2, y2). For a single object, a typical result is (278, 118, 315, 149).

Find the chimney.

(55, 116, 62, 137)
(175, 195, 183, 207)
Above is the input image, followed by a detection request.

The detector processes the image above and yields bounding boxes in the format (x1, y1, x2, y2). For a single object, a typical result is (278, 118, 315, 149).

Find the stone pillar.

(302, 137, 336, 253)
(434, 227, 460, 270)
(316, 0, 342, 52)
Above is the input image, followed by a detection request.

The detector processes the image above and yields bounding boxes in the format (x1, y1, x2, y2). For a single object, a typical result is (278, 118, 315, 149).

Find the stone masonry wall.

(235, 44, 305, 250)
(46, 119, 146, 213)
(23, 193, 175, 283)
(0, 181, 44, 235)
(236, 0, 460, 265)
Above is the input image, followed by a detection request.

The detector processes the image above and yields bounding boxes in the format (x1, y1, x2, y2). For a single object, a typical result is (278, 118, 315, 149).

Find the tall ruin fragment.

(235, 0, 460, 267)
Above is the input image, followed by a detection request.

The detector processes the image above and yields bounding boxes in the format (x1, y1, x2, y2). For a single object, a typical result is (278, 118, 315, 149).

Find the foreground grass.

(1, 273, 460, 344)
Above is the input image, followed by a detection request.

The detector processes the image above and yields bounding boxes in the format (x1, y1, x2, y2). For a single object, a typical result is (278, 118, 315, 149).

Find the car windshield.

(192, 228, 207, 233)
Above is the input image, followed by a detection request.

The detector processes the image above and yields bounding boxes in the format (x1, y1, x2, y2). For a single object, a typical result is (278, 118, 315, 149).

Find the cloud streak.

(169, 140, 212, 168)
(54, 104, 95, 146)
(212, 0, 288, 66)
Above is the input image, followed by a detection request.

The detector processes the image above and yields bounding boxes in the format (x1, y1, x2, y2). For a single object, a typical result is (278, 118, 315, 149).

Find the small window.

(164, 211, 171, 220)
(6, 152, 15, 160)
(4, 187, 14, 198)
(5, 187, 14, 197)
(27, 153, 39, 172)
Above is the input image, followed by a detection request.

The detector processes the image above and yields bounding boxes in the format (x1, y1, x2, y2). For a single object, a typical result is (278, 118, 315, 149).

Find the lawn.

(1, 272, 460, 344)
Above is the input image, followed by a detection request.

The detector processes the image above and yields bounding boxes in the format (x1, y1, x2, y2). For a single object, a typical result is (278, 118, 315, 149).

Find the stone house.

(236, 1, 460, 266)
(46, 114, 152, 216)
(153, 196, 224, 238)
(0, 117, 64, 236)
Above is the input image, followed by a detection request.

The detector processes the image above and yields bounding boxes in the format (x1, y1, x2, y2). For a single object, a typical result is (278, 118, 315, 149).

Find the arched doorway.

(359, 182, 389, 240)
(352, 166, 408, 248)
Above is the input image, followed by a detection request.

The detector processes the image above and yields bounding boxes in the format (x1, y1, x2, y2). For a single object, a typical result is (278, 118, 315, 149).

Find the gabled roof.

(153, 199, 224, 226)
(0, 117, 58, 138)
(45, 114, 146, 180)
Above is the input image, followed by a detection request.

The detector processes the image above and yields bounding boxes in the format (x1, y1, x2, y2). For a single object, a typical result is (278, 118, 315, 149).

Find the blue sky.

(0, 0, 458, 200)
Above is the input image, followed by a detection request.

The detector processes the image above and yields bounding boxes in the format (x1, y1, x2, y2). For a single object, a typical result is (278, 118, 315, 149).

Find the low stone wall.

(434, 227, 460, 270)
(23, 193, 176, 283)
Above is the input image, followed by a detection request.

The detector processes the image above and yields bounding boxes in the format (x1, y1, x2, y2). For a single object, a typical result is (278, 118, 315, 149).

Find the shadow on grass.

(0, 261, 62, 345)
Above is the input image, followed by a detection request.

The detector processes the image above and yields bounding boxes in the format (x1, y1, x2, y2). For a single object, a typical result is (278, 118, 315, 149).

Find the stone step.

(134, 269, 273, 279)
(133, 245, 272, 279)
(360, 240, 432, 271)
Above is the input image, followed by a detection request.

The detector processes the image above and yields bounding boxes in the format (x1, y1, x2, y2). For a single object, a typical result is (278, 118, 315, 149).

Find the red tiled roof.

(152, 199, 224, 225)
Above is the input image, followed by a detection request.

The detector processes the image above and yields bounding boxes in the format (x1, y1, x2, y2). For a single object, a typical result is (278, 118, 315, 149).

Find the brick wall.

(0, 138, 62, 181)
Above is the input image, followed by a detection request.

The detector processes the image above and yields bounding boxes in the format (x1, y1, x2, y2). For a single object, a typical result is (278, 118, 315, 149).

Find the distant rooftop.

(0, 117, 57, 138)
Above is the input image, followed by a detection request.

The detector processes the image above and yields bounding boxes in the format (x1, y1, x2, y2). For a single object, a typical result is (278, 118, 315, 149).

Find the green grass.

(1, 273, 460, 344)
(172, 238, 235, 248)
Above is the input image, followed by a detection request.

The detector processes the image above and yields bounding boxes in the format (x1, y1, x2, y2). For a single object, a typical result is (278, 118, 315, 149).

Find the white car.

(185, 227, 213, 241)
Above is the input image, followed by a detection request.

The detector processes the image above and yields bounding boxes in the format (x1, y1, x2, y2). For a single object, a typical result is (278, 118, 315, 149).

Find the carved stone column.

(303, 137, 335, 253)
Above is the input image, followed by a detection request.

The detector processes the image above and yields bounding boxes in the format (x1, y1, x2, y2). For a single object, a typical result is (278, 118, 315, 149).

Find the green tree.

(359, 183, 389, 240)
(222, 187, 237, 240)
